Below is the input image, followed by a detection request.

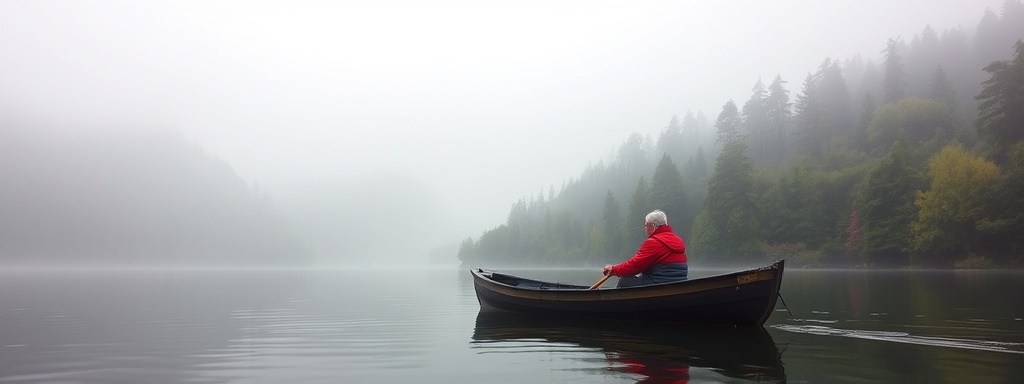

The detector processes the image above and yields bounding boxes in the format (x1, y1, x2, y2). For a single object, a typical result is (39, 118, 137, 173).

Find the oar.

(589, 274, 611, 290)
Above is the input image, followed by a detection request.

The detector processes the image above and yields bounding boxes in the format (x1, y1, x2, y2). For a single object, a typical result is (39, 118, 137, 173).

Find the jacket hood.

(650, 225, 685, 253)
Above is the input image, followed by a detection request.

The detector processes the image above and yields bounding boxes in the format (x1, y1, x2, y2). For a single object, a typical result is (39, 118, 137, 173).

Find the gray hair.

(645, 210, 668, 227)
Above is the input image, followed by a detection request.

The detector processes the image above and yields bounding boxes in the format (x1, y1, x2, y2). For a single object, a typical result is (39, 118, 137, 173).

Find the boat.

(470, 259, 785, 326)
(472, 313, 785, 382)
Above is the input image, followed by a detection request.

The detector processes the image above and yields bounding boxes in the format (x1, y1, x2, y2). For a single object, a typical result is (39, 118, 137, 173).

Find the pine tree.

(858, 140, 919, 266)
(883, 38, 907, 104)
(929, 65, 959, 116)
(795, 71, 828, 157)
(715, 100, 742, 145)
(625, 177, 652, 249)
(854, 92, 876, 151)
(742, 79, 770, 164)
(650, 154, 689, 235)
(657, 115, 685, 160)
(601, 190, 624, 260)
(691, 140, 760, 261)
(976, 40, 1024, 163)
(765, 75, 792, 165)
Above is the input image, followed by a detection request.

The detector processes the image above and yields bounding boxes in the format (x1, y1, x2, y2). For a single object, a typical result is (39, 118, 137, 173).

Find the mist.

(0, 0, 1007, 267)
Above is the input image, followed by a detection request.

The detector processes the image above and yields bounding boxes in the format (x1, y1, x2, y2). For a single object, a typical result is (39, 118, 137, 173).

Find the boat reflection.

(472, 313, 786, 383)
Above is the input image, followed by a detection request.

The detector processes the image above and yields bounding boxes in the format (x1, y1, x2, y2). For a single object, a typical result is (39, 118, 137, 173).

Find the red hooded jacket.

(609, 225, 687, 277)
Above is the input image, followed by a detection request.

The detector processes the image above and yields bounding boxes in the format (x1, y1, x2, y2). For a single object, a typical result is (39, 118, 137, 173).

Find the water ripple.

(772, 324, 1024, 354)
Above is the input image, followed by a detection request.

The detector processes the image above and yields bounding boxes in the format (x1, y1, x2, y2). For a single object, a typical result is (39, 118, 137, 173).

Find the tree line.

(458, 2, 1024, 269)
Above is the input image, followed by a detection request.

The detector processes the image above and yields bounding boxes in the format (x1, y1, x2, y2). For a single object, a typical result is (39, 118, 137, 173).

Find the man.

(603, 209, 688, 288)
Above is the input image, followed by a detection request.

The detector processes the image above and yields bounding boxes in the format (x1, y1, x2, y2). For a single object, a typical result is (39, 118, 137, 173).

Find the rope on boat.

(778, 292, 796, 319)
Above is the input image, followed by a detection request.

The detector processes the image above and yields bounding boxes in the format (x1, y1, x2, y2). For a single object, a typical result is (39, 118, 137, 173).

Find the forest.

(458, 3, 1024, 269)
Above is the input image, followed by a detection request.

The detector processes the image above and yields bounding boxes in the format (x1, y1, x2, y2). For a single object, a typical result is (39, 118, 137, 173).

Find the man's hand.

(602, 264, 614, 276)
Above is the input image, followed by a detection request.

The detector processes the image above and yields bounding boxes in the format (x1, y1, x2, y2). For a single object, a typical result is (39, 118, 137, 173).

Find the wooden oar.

(589, 274, 611, 290)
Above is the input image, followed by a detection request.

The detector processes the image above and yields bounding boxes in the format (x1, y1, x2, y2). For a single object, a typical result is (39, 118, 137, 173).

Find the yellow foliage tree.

(911, 144, 1001, 265)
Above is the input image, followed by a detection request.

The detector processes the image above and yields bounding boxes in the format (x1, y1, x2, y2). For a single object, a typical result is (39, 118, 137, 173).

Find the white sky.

(0, 0, 1006, 252)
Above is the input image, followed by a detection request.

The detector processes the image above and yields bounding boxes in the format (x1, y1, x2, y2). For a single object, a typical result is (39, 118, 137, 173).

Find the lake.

(1, 265, 1022, 383)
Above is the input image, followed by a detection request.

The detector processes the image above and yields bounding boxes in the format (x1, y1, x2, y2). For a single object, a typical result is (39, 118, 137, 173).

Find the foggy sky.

(0, 0, 1005, 264)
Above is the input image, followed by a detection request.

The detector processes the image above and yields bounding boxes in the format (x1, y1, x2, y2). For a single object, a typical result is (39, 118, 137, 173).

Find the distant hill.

(0, 126, 311, 267)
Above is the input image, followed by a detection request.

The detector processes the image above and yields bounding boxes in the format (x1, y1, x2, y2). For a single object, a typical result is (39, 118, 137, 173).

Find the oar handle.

(589, 274, 611, 290)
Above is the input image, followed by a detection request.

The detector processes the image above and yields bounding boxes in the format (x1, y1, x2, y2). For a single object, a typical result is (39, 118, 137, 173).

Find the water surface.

(1, 267, 1021, 383)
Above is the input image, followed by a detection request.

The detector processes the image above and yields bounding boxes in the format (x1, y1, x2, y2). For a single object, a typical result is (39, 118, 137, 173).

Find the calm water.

(1, 266, 1022, 383)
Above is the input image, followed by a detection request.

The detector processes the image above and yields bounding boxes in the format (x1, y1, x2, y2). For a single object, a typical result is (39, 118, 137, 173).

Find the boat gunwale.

(471, 260, 784, 302)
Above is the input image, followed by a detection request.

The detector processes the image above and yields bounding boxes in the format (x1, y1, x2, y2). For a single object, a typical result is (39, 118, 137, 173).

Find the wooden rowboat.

(471, 259, 785, 326)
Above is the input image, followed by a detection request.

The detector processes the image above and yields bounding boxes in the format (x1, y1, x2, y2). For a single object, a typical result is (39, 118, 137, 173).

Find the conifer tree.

(625, 177, 652, 248)
(883, 38, 907, 104)
(976, 40, 1024, 163)
(715, 100, 742, 146)
(858, 140, 919, 266)
(691, 140, 760, 261)
(929, 65, 959, 116)
(742, 79, 770, 164)
(650, 154, 689, 235)
(795, 71, 828, 157)
(765, 75, 792, 165)
(601, 190, 624, 260)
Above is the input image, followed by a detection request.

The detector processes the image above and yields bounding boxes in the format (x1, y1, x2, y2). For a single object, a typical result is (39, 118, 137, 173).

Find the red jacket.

(610, 225, 687, 276)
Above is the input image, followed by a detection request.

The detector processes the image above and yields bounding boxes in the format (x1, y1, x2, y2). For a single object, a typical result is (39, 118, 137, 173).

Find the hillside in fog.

(459, 4, 1024, 269)
(0, 126, 311, 267)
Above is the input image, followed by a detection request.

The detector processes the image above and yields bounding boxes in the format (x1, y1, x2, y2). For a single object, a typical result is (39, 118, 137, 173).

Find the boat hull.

(471, 260, 784, 326)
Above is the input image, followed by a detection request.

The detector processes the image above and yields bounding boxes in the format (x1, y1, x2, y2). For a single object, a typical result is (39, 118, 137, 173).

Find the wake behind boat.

(471, 259, 785, 326)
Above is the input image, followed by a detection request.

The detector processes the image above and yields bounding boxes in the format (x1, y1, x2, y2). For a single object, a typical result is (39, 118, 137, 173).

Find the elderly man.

(602, 209, 688, 288)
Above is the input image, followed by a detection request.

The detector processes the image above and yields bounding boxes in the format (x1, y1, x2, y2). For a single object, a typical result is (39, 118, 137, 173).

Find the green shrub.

(953, 254, 996, 269)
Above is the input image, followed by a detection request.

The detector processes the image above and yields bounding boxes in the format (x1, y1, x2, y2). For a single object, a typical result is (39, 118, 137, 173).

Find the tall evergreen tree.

(978, 142, 1024, 260)
(650, 154, 690, 235)
(857, 59, 885, 111)
(794, 71, 829, 157)
(818, 58, 852, 140)
(683, 147, 709, 181)
(858, 139, 920, 266)
(601, 190, 624, 260)
(937, 26, 975, 119)
(625, 176, 652, 249)
(618, 133, 650, 176)
(682, 146, 710, 231)
(765, 75, 792, 165)
(883, 38, 907, 104)
(742, 79, 770, 164)
(657, 115, 685, 160)
(715, 100, 742, 146)
(680, 111, 702, 157)
(791, 58, 850, 157)
(1002, 2, 1024, 52)
(976, 40, 1024, 163)
(691, 140, 760, 262)
(906, 25, 942, 98)
(692, 147, 708, 180)
(929, 65, 959, 116)
(854, 92, 877, 151)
